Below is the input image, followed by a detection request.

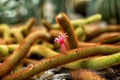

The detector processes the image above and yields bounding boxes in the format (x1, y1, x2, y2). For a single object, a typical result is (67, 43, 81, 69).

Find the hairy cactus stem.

(10, 28, 24, 43)
(0, 31, 50, 77)
(64, 52, 120, 70)
(52, 14, 102, 30)
(0, 44, 54, 58)
(75, 26, 86, 41)
(29, 45, 120, 70)
(100, 35, 120, 44)
(3, 45, 120, 80)
(23, 58, 38, 65)
(49, 29, 61, 38)
(86, 26, 120, 41)
(56, 12, 79, 49)
(78, 42, 100, 47)
(0, 45, 9, 57)
(90, 32, 120, 43)
(20, 18, 35, 36)
(0, 24, 13, 42)
(41, 19, 53, 31)
(85, 14, 102, 24)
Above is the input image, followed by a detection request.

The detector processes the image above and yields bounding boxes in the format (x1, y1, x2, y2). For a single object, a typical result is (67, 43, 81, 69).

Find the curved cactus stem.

(0, 24, 13, 43)
(0, 31, 50, 77)
(0, 45, 9, 57)
(2, 45, 120, 80)
(19, 18, 35, 36)
(41, 19, 53, 31)
(86, 26, 120, 41)
(10, 28, 24, 43)
(56, 12, 79, 49)
(52, 14, 102, 30)
(64, 52, 120, 70)
(28, 45, 120, 70)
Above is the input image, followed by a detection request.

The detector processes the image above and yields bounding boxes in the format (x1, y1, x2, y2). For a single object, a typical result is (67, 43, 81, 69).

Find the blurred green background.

(0, 0, 120, 24)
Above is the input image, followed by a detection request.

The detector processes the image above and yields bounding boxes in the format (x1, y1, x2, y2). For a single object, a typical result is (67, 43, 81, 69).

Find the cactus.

(2, 45, 120, 80)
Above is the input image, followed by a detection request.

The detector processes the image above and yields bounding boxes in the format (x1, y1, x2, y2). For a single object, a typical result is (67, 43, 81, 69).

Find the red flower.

(54, 33, 67, 53)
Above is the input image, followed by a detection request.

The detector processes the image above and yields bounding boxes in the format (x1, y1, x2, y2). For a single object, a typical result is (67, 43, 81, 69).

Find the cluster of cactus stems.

(0, 12, 120, 80)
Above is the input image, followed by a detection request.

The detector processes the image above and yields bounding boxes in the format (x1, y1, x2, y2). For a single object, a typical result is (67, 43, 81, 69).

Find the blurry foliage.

(0, 0, 66, 24)
(0, 0, 41, 24)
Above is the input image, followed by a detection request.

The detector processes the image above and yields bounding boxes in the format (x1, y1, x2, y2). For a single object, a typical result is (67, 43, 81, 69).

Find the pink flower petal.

(54, 33, 67, 53)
